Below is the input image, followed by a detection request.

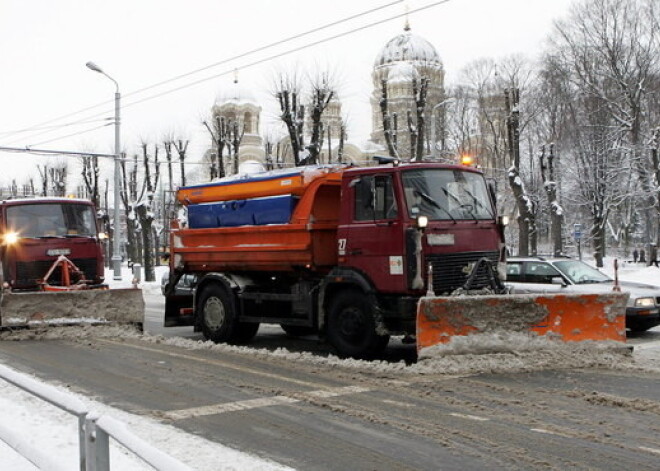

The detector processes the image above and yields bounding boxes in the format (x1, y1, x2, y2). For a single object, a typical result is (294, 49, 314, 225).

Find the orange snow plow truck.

(0, 197, 144, 328)
(164, 161, 627, 359)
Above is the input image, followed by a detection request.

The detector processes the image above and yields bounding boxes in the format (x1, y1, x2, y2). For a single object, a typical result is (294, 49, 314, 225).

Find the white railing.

(0, 364, 192, 471)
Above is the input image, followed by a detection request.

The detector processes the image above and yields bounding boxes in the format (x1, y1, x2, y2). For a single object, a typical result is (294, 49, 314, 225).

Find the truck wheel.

(327, 290, 390, 360)
(198, 284, 258, 345)
(280, 324, 317, 337)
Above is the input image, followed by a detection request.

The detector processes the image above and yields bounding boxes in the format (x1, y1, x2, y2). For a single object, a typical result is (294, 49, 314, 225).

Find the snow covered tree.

(306, 71, 335, 165)
(506, 88, 538, 256)
(273, 71, 305, 166)
(550, 0, 660, 251)
(539, 144, 564, 256)
(80, 154, 100, 207)
(134, 143, 160, 282)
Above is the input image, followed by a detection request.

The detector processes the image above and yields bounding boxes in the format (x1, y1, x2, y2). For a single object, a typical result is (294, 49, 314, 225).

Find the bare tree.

(173, 139, 189, 187)
(410, 77, 429, 161)
(81, 154, 100, 207)
(379, 79, 400, 159)
(134, 143, 160, 282)
(120, 153, 141, 266)
(539, 144, 564, 256)
(273, 71, 305, 165)
(306, 71, 335, 165)
(203, 117, 228, 179)
(506, 88, 537, 256)
(550, 0, 660, 248)
(229, 120, 245, 175)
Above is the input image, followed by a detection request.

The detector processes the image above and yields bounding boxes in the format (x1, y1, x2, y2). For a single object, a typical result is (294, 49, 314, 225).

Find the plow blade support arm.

(417, 292, 628, 353)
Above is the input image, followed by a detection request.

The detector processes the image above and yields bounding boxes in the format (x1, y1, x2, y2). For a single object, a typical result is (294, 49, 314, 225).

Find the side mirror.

(551, 276, 566, 286)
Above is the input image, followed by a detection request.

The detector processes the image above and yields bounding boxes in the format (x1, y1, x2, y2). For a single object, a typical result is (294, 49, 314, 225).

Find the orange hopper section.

(416, 292, 628, 353)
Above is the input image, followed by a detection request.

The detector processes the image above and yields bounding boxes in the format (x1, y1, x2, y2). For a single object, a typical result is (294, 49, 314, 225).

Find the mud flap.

(416, 292, 628, 353)
(164, 295, 195, 327)
(0, 289, 144, 327)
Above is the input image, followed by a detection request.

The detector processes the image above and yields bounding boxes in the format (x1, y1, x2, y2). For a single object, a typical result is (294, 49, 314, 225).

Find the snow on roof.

(386, 61, 419, 84)
(374, 30, 442, 68)
(215, 77, 259, 107)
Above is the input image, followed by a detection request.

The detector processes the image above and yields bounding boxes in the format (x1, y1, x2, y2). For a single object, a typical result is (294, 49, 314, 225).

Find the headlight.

(634, 297, 655, 307)
(416, 215, 429, 229)
(98, 232, 108, 240)
(4, 232, 19, 245)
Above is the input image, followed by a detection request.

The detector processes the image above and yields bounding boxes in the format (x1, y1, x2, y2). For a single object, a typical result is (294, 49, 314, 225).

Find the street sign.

(573, 223, 583, 240)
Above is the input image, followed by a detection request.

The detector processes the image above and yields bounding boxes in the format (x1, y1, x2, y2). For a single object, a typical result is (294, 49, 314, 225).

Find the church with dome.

(207, 23, 446, 171)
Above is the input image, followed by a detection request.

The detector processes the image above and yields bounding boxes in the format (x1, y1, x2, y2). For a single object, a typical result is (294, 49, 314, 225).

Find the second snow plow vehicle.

(0, 198, 143, 328)
(164, 161, 626, 359)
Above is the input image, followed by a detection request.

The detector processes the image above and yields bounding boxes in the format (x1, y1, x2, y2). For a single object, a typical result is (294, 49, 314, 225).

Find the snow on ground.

(2, 259, 660, 468)
(0, 364, 294, 471)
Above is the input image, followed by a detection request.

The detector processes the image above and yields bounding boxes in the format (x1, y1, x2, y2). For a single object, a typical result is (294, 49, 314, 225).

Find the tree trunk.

(505, 88, 535, 256)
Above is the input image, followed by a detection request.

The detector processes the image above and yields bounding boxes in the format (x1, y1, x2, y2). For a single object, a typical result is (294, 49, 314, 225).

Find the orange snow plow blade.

(416, 292, 628, 353)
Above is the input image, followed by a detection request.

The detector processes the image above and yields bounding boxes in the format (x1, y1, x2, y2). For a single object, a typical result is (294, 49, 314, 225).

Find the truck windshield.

(6, 203, 97, 238)
(402, 169, 494, 221)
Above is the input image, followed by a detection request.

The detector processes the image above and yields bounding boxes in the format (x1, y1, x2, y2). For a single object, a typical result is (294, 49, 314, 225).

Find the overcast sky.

(0, 0, 575, 185)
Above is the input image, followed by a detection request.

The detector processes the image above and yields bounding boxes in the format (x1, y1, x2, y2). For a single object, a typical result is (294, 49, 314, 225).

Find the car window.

(524, 262, 562, 284)
(506, 263, 523, 281)
(554, 260, 610, 284)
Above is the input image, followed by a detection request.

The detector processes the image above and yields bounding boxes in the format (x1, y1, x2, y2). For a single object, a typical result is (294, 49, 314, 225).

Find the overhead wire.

(122, 1, 450, 111)
(1, 0, 405, 145)
(4, 0, 451, 150)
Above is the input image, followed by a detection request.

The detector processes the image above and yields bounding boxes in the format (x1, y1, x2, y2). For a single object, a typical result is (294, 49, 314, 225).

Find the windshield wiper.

(462, 187, 494, 218)
(441, 188, 478, 222)
(413, 189, 456, 224)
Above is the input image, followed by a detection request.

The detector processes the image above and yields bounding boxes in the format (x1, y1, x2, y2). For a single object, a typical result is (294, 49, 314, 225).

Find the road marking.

(448, 413, 489, 422)
(161, 385, 370, 420)
(163, 396, 299, 420)
(530, 428, 569, 437)
(638, 446, 660, 456)
(305, 385, 370, 398)
(382, 399, 415, 408)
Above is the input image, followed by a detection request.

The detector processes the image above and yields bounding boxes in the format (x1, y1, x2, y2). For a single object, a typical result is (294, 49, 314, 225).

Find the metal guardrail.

(0, 364, 192, 470)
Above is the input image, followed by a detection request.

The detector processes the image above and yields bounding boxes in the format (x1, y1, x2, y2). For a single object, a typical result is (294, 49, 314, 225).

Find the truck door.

(340, 174, 405, 292)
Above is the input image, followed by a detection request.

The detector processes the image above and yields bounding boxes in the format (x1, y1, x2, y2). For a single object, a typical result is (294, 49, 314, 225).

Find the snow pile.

(0, 324, 143, 342)
(146, 332, 635, 377)
(418, 331, 625, 357)
(414, 333, 633, 375)
(0, 364, 293, 471)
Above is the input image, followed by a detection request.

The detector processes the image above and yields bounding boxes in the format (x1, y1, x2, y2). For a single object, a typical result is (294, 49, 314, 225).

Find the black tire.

(628, 321, 656, 333)
(280, 324, 317, 337)
(327, 289, 390, 360)
(198, 284, 258, 345)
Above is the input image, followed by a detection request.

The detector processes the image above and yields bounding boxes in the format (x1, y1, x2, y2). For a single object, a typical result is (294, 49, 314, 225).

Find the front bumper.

(625, 306, 660, 330)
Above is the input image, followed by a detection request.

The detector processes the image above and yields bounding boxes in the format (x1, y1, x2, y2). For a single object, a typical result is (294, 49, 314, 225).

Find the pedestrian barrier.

(0, 364, 192, 471)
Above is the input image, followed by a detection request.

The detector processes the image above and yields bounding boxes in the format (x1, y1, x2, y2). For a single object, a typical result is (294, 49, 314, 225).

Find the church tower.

(211, 74, 264, 167)
(370, 22, 446, 159)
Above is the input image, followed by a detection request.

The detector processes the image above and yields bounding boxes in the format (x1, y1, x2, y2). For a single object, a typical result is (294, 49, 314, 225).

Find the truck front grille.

(15, 258, 98, 286)
(426, 251, 499, 295)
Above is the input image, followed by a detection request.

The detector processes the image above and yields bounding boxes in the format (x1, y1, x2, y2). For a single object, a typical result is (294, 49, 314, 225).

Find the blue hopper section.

(188, 194, 298, 229)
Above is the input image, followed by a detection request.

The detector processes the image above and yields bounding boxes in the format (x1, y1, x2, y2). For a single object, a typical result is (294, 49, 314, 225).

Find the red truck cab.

(0, 198, 105, 290)
(337, 163, 504, 294)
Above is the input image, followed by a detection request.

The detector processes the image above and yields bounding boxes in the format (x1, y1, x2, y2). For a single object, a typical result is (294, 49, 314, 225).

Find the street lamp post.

(86, 61, 122, 281)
